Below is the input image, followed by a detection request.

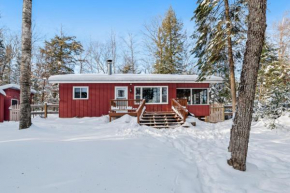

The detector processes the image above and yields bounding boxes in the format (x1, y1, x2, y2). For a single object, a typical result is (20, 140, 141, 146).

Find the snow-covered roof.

(49, 74, 223, 83)
(0, 84, 37, 94)
(0, 88, 6, 96)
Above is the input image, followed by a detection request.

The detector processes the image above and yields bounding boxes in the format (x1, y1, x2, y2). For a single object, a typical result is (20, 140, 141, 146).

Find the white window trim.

(134, 86, 168, 105)
(73, 86, 89, 100)
(115, 86, 128, 100)
(176, 88, 209, 105)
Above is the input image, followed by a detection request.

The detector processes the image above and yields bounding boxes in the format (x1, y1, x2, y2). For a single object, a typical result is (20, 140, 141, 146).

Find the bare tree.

(19, 0, 32, 129)
(120, 32, 139, 73)
(228, 0, 267, 171)
(109, 30, 118, 73)
(86, 32, 118, 74)
(143, 16, 164, 73)
(272, 12, 290, 84)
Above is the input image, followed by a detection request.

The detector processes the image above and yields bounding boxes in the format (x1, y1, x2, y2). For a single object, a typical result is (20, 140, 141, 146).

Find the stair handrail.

(171, 99, 188, 122)
(136, 99, 146, 124)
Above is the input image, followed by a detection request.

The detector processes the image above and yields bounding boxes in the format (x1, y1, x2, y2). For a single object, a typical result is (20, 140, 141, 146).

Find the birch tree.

(19, 0, 32, 129)
(228, 0, 267, 171)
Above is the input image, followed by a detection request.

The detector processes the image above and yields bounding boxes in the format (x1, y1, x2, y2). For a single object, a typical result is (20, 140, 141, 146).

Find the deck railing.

(110, 99, 142, 112)
(175, 98, 188, 107)
(109, 99, 146, 123)
(171, 99, 188, 122)
(136, 99, 146, 123)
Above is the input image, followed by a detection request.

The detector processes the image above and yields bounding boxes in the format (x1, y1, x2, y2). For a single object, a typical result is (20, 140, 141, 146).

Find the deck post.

(44, 102, 47, 118)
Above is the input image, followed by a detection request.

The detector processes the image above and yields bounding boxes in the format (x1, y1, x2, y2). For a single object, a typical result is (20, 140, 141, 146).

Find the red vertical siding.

(4, 89, 20, 121)
(0, 94, 4, 122)
(59, 82, 210, 118)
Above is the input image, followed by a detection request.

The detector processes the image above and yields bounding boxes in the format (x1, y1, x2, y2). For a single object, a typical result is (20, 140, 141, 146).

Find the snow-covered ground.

(0, 114, 290, 193)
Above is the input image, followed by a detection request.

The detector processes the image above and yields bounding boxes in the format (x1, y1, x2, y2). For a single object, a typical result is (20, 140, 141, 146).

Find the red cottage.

(0, 84, 36, 122)
(49, 73, 223, 124)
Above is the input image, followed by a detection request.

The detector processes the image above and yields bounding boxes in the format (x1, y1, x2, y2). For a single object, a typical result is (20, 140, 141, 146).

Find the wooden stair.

(139, 111, 183, 128)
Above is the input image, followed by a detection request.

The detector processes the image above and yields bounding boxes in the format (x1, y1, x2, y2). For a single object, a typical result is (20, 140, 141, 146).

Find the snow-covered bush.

(254, 84, 290, 129)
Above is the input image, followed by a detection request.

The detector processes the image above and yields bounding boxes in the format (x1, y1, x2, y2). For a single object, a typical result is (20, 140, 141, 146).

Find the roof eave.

(49, 80, 224, 84)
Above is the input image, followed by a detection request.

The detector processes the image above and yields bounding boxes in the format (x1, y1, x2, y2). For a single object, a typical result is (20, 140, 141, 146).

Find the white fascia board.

(49, 80, 223, 84)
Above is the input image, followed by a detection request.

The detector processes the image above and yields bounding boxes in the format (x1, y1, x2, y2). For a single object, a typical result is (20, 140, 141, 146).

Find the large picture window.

(176, 89, 191, 105)
(73, 87, 89, 99)
(135, 86, 168, 104)
(177, 89, 208, 105)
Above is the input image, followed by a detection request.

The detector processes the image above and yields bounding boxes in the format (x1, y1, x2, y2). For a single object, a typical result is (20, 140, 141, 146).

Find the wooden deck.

(109, 99, 189, 128)
(109, 99, 146, 123)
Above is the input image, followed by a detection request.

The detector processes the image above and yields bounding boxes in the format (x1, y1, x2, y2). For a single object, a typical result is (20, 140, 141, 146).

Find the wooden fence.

(206, 104, 233, 123)
(9, 104, 20, 121)
(9, 103, 59, 121)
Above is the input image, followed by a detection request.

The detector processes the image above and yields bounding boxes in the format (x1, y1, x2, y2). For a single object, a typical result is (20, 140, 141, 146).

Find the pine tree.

(40, 32, 83, 75)
(192, 0, 247, 111)
(159, 6, 185, 74)
(254, 40, 290, 128)
(256, 41, 279, 102)
(144, 7, 186, 74)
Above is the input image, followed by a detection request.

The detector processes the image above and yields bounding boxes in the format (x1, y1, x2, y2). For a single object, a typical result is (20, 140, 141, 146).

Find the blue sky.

(1, 0, 289, 44)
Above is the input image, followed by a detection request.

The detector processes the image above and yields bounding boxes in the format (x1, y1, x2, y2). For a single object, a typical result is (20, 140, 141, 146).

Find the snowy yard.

(0, 114, 290, 193)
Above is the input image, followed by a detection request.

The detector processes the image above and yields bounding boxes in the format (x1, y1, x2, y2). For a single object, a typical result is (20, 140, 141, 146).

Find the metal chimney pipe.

(107, 59, 112, 75)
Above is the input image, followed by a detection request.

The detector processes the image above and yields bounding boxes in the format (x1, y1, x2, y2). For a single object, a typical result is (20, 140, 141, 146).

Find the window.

(176, 89, 208, 105)
(192, 89, 208, 104)
(177, 89, 191, 104)
(73, 87, 89, 99)
(135, 86, 168, 104)
(11, 99, 18, 106)
(115, 87, 128, 99)
(135, 87, 141, 100)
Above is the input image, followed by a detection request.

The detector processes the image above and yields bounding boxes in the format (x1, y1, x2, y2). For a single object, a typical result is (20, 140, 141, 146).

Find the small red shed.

(0, 89, 5, 122)
(49, 74, 223, 119)
(0, 84, 36, 122)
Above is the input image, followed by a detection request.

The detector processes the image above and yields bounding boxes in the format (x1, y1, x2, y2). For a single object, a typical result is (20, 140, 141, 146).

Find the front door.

(114, 87, 128, 111)
(115, 87, 128, 100)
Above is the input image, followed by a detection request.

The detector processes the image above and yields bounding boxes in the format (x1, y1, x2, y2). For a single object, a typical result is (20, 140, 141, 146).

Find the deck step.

(142, 114, 176, 117)
(144, 111, 175, 114)
(141, 116, 178, 119)
(140, 122, 183, 125)
(140, 111, 183, 129)
(152, 125, 182, 129)
(140, 119, 181, 122)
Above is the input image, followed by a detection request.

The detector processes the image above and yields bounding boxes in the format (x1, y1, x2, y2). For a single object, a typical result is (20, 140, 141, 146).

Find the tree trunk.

(228, 0, 267, 171)
(224, 0, 237, 113)
(19, 0, 32, 129)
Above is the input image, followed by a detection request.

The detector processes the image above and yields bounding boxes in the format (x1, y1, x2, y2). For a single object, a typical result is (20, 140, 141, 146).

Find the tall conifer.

(192, 0, 247, 109)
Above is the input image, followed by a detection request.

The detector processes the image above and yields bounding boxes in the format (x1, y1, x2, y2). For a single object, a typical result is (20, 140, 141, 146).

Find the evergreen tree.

(159, 6, 185, 74)
(144, 7, 186, 74)
(256, 41, 279, 102)
(40, 32, 83, 75)
(254, 41, 290, 128)
(192, 0, 247, 110)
